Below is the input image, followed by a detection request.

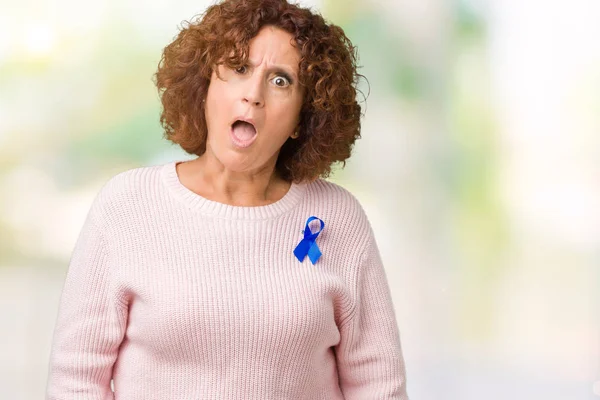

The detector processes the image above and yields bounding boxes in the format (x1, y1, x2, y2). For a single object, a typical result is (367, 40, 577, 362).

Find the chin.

(212, 144, 256, 171)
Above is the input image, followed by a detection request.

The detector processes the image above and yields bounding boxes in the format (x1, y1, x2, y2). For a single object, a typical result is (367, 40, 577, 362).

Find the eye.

(234, 65, 248, 74)
(271, 75, 291, 87)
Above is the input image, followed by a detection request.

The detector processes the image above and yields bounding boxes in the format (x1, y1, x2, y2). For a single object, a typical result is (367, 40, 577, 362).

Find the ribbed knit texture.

(46, 160, 409, 400)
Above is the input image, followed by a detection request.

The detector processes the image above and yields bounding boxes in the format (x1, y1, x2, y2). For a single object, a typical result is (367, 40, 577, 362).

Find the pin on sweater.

(294, 216, 325, 265)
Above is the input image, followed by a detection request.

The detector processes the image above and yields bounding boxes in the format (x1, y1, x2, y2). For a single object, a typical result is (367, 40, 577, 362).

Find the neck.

(190, 152, 289, 207)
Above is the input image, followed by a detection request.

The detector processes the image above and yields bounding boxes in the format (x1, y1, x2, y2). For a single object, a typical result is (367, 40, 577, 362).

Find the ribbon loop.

(294, 216, 325, 265)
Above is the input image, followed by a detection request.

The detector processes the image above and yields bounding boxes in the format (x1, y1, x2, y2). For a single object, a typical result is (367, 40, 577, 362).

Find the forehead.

(247, 26, 301, 69)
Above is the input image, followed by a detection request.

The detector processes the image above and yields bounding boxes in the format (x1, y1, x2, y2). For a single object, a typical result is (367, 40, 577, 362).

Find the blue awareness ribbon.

(293, 216, 325, 265)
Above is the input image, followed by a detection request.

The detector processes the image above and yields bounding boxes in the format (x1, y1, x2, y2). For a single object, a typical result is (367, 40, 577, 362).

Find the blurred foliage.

(447, 0, 509, 341)
(57, 25, 169, 186)
(456, 0, 486, 41)
(324, 5, 424, 102)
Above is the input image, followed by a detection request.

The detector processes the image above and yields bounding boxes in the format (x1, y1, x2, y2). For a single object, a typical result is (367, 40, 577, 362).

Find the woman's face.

(204, 25, 304, 176)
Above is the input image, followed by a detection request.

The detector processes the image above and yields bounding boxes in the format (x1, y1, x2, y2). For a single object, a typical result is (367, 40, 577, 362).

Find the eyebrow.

(246, 60, 298, 81)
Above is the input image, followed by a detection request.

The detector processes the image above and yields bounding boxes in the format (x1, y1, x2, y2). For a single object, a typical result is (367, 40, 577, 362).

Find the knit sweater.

(46, 160, 409, 400)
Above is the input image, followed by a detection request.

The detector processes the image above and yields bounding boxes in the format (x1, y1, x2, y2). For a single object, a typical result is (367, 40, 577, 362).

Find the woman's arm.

(334, 229, 410, 399)
(46, 207, 127, 400)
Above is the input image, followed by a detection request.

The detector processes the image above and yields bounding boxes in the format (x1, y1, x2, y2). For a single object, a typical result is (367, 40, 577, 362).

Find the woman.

(46, 0, 410, 398)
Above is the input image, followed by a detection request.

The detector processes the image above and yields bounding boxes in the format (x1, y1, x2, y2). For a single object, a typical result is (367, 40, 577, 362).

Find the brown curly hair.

(153, 0, 365, 183)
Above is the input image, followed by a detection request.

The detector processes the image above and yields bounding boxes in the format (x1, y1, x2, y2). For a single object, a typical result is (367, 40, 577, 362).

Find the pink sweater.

(46, 160, 409, 399)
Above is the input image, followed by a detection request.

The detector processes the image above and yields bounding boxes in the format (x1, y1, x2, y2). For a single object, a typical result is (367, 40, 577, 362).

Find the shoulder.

(305, 179, 365, 212)
(301, 178, 374, 248)
(88, 163, 165, 224)
(97, 163, 163, 200)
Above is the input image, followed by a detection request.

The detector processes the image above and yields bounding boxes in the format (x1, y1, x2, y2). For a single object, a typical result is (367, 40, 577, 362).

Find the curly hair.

(153, 0, 365, 183)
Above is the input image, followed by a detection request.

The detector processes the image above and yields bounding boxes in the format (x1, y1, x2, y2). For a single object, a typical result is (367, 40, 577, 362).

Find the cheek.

(273, 98, 302, 126)
(205, 84, 231, 127)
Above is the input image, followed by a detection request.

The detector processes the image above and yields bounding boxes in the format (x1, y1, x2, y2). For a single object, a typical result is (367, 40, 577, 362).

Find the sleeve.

(334, 230, 409, 400)
(46, 207, 128, 400)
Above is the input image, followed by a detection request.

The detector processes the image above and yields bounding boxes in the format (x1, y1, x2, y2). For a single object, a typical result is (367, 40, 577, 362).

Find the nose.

(242, 73, 264, 107)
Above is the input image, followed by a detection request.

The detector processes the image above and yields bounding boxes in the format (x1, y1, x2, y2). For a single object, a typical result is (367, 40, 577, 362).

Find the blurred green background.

(1, 0, 599, 398)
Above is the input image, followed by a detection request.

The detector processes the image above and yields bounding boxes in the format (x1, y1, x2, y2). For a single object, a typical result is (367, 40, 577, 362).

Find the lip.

(231, 116, 258, 131)
(229, 118, 258, 148)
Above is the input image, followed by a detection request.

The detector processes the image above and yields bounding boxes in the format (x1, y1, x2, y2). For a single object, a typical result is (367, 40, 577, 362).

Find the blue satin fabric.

(293, 216, 325, 265)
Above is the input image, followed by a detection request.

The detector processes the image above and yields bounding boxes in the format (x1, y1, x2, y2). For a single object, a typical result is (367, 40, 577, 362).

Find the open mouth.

(230, 120, 258, 148)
